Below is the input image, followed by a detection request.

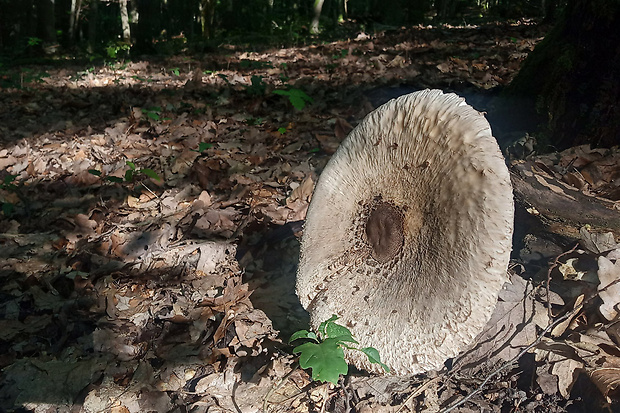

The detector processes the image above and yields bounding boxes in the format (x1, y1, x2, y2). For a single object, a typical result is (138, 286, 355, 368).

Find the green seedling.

(290, 315, 389, 385)
(88, 161, 161, 184)
(106, 42, 131, 59)
(27, 37, 42, 47)
(191, 142, 213, 153)
(142, 106, 162, 121)
(277, 127, 287, 134)
(170, 67, 180, 76)
(0, 174, 18, 216)
(0, 174, 18, 191)
(273, 88, 313, 110)
(245, 75, 266, 96)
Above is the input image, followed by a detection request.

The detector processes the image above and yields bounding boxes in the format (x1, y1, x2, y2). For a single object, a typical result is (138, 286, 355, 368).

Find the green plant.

(27, 37, 42, 47)
(191, 142, 213, 153)
(246, 75, 266, 96)
(290, 315, 389, 385)
(0, 174, 19, 216)
(105, 41, 131, 59)
(273, 88, 313, 110)
(170, 67, 180, 76)
(0, 174, 17, 191)
(88, 161, 161, 184)
(142, 106, 162, 121)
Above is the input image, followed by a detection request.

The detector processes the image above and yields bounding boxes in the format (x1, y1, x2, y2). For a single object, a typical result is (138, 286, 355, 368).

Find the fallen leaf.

(589, 367, 620, 401)
(597, 254, 620, 321)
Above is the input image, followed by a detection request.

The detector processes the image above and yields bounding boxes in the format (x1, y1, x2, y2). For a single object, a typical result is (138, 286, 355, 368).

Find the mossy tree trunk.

(507, 0, 620, 150)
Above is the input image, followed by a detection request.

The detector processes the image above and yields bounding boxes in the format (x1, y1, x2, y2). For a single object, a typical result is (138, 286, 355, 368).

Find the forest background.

(2, 0, 559, 56)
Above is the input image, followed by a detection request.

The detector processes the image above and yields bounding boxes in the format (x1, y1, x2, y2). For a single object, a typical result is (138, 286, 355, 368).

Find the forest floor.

(1, 20, 619, 413)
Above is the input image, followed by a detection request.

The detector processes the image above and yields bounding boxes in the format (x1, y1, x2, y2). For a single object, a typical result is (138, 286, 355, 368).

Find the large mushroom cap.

(296, 89, 514, 375)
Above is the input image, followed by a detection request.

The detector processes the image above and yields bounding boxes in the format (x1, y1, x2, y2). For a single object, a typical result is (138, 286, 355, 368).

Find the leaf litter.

(0, 21, 619, 413)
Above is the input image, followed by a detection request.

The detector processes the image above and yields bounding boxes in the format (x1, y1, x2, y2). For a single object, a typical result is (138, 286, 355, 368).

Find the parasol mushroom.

(296, 89, 514, 375)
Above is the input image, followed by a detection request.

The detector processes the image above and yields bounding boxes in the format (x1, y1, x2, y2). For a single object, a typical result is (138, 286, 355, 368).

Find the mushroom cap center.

(365, 202, 404, 263)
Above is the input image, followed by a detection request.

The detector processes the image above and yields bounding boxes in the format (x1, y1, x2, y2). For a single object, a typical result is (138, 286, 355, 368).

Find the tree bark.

(68, 0, 83, 44)
(507, 0, 620, 150)
(87, 0, 98, 53)
(37, 0, 57, 45)
(120, 0, 131, 42)
(311, 0, 325, 34)
(200, 0, 217, 39)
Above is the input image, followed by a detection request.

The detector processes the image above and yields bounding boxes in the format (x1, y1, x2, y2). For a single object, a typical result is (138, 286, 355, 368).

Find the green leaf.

(3, 175, 17, 184)
(140, 168, 162, 181)
(277, 127, 287, 134)
(289, 95, 306, 110)
(124, 170, 134, 182)
(272, 89, 290, 96)
(2, 202, 14, 216)
(325, 322, 357, 344)
(88, 169, 102, 176)
(361, 347, 390, 373)
(106, 176, 124, 183)
(126, 161, 136, 170)
(290, 88, 313, 103)
(318, 315, 339, 338)
(146, 111, 160, 121)
(197, 142, 213, 152)
(290, 330, 318, 343)
(293, 338, 348, 384)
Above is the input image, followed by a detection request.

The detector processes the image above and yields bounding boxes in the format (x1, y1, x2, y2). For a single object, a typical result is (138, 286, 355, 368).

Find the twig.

(319, 385, 330, 413)
(396, 376, 441, 412)
(139, 181, 159, 200)
(262, 362, 300, 413)
(439, 303, 583, 413)
(546, 243, 579, 319)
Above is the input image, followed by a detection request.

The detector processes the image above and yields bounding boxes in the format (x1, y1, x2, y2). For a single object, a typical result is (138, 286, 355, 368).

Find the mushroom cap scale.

(296, 89, 514, 375)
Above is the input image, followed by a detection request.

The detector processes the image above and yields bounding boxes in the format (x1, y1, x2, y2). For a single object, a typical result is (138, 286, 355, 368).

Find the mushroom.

(296, 89, 514, 375)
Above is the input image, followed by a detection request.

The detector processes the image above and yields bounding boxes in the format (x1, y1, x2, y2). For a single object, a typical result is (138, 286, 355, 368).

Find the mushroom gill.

(296, 89, 514, 375)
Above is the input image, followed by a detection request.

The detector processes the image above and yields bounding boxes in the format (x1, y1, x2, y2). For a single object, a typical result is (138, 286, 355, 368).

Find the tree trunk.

(507, 0, 620, 150)
(68, 0, 83, 44)
(37, 0, 57, 45)
(135, 0, 160, 52)
(87, 0, 98, 53)
(311, 0, 325, 34)
(200, 0, 217, 39)
(120, 0, 131, 42)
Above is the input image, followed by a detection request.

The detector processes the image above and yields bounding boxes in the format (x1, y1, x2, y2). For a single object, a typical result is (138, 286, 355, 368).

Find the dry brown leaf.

(589, 367, 620, 401)
(288, 174, 315, 204)
(315, 133, 340, 154)
(580, 227, 620, 254)
(550, 352, 584, 398)
(597, 253, 620, 321)
(453, 273, 548, 372)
